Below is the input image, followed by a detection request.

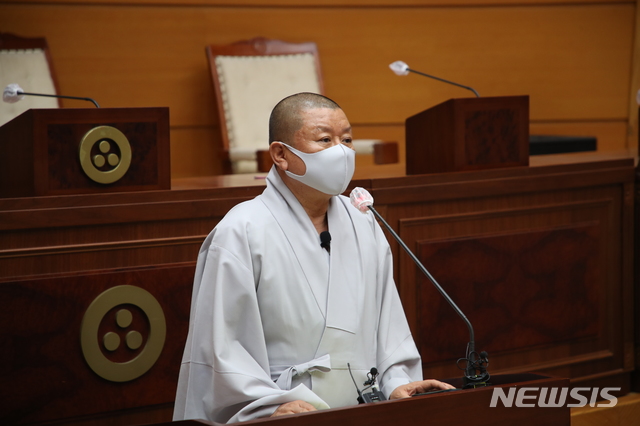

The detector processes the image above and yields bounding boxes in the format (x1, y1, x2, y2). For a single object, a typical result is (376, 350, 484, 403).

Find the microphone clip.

(363, 368, 378, 386)
(460, 350, 490, 389)
(348, 364, 387, 404)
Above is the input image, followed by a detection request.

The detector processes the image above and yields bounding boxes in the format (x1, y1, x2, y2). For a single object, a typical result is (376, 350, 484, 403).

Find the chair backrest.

(206, 37, 324, 174)
(0, 33, 59, 127)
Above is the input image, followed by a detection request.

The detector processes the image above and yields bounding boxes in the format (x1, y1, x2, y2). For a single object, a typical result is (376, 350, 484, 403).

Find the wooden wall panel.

(0, 264, 194, 425)
(0, 1, 636, 177)
(12, 0, 631, 6)
(169, 125, 407, 178)
(530, 121, 629, 153)
(171, 127, 223, 177)
(628, 2, 640, 154)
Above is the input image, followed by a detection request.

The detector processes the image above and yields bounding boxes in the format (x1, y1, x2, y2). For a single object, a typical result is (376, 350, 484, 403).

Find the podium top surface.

(160, 374, 570, 426)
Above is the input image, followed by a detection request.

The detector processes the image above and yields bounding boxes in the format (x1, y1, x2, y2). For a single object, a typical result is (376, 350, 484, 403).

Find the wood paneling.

(530, 120, 629, 153)
(405, 96, 529, 174)
(150, 376, 573, 426)
(0, 0, 637, 421)
(416, 223, 602, 363)
(0, 108, 170, 198)
(0, 182, 265, 280)
(0, 264, 194, 425)
(0, 1, 636, 177)
(10, 0, 633, 6)
(171, 127, 223, 177)
(628, 2, 640, 153)
(368, 159, 634, 388)
(0, 156, 632, 424)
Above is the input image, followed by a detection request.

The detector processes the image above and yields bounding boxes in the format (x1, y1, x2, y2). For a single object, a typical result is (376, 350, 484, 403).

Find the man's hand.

(389, 379, 456, 399)
(271, 400, 318, 417)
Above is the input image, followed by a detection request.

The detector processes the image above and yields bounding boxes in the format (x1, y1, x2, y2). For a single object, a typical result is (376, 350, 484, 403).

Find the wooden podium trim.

(0, 107, 170, 198)
(163, 374, 570, 426)
(406, 96, 529, 175)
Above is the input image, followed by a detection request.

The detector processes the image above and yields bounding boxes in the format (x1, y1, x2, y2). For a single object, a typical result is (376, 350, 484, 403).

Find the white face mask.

(281, 142, 355, 195)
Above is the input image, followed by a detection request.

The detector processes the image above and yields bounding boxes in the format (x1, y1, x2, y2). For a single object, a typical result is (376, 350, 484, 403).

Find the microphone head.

(350, 187, 373, 213)
(320, 230, 331, 245)
(3, 83, 25, 104)
(389, 61, 410, 76)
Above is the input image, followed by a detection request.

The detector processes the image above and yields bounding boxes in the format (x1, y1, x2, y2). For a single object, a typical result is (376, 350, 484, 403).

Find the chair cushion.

(215, 53, 321, 154)
(0, 48, 58, 126)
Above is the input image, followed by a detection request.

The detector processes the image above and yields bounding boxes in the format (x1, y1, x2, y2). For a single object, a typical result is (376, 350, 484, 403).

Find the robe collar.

(259, 167, 361, 334)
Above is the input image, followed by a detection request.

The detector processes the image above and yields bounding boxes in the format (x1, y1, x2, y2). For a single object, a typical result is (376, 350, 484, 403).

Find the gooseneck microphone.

(389, 60, 480, 98)
(3, 83, 100, 108)
(350, 187, 489, 388)
(320, 231, 331, 253)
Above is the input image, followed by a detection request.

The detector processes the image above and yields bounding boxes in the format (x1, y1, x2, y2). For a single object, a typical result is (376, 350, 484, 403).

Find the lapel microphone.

(320, 231, 331, 253)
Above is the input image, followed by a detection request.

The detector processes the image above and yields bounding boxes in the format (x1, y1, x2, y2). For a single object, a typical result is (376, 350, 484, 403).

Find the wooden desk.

(0, 154, 634, 425)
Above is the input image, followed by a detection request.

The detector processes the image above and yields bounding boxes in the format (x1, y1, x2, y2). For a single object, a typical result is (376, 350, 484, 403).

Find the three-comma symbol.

(78, 126, 132, 185)
(81, 285, 166, 382)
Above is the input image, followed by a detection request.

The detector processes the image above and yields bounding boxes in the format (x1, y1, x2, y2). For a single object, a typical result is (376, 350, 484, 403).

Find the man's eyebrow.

(314, 125, 352, 133)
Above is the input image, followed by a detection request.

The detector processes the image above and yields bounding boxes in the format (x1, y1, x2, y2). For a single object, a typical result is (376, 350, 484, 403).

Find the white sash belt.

(274, 354, 332, 390)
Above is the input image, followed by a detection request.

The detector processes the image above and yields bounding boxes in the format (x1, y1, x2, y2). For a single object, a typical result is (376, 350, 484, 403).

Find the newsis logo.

(490, 387, 621, 408)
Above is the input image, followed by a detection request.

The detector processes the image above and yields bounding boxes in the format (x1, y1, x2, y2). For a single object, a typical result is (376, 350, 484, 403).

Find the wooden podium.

(405, 96, 529, 175)
(0, 107, 170, 198)
(1, 157, 632, 425)
(159, 374, 570, 426)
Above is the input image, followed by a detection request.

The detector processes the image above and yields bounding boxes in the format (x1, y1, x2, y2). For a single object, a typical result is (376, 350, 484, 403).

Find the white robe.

(173, 167, 422, 423)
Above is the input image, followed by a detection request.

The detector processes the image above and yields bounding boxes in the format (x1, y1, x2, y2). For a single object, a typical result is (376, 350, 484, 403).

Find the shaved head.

(269, 92, 342, 145)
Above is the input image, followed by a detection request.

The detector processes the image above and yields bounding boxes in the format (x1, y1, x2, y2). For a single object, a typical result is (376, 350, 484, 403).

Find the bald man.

(173, 93, 452, 424)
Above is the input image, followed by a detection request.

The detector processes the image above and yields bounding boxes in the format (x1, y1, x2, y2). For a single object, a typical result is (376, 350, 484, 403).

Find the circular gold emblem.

(80, 285, 166, 382)
(79, 126, 132, 184)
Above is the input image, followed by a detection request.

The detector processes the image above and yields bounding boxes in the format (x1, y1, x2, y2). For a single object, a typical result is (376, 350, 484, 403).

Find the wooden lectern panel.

(159, 374, 570, 426)
(405, 96, 529, 175)
(0, 263, 193, 425)
(372, 158, 634, 389)
(0, 107, 170, 198)
(417, 224, 600, 363)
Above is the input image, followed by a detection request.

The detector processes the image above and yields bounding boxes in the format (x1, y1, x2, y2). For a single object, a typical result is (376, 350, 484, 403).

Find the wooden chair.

(206, 37, 398, 174)
(0, 33, 60, 126)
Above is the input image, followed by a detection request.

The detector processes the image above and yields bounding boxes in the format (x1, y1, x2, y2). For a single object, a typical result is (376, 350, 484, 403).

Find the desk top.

(170, 150, 636, 191)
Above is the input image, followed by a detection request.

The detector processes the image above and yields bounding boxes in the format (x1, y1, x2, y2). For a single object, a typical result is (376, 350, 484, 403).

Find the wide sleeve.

(173, 233, 329, 424)
(371, 221, 424, 398)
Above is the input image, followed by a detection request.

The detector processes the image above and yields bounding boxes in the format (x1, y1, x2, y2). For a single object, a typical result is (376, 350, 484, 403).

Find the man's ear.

(270, 142, 288, 171)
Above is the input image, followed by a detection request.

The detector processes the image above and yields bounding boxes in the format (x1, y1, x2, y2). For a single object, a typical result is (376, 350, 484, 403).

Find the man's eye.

(343, 138, 353, 144)
(320, 137, 331, 143)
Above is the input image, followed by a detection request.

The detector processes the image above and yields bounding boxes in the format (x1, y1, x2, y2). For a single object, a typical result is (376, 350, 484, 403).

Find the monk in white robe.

(174, 93, 453, 423)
